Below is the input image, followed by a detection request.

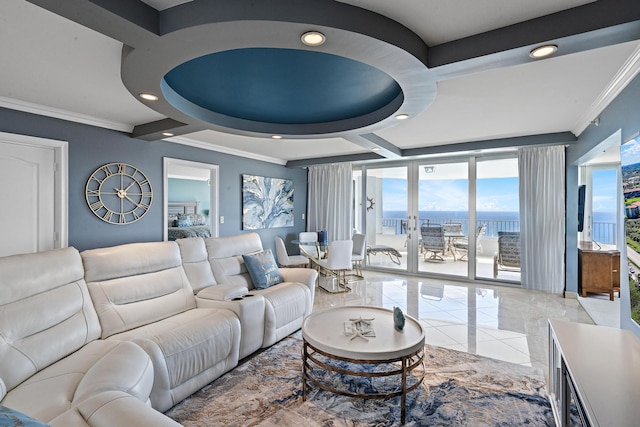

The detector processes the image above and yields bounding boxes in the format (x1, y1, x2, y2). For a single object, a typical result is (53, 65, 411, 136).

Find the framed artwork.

(242, 174, 294, 229)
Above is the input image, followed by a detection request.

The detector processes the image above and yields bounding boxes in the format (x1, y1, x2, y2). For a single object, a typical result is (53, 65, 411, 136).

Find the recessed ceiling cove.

(120, 0, 436, 139)
(163, 48, 403, 125)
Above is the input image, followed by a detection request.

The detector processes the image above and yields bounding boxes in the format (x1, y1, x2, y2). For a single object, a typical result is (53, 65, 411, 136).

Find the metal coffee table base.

(302, 340, 425, 424)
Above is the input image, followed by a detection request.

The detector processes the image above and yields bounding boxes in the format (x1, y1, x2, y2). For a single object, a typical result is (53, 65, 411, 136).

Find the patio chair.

(454, 224, 487, 261)
(493, 231, 521, 277)
(421, 225, 447, 262)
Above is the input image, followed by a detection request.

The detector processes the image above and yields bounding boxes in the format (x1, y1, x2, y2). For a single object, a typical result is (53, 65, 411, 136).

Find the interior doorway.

(0, 132, 67, 256)
(576, 131, 622, 327)
(163, 158, 219, 241)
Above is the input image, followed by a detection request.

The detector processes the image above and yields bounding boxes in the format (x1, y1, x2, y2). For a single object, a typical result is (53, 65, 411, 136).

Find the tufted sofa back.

(81, 241, 196, 339)
(204, 233, 263, 289)
(0, 247, 101, 391)
(176, 237, 217, 293)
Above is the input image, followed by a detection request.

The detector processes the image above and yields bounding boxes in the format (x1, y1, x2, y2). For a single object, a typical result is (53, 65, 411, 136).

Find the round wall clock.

(85, 162, 153, 224)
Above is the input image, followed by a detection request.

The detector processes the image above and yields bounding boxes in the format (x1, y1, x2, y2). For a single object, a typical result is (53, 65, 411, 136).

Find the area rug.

(165, 333, 554, 426)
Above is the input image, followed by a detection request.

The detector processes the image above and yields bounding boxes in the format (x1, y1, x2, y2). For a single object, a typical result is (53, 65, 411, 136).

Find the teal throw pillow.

(176, 218, 190, 227)
(242, 249, 284, 290)
(0, 406, 50, 426)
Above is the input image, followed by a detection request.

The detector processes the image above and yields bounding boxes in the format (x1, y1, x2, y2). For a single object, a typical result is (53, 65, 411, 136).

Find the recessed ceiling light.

(162, 132, 174, 137)
(395, 114, 409, 120)
(139, 93, 159, 101)
(271, 135, 283, 139)
(371, 147, 380, 151)
(301, 31, 326, 47)
(529, 44, 558, 59)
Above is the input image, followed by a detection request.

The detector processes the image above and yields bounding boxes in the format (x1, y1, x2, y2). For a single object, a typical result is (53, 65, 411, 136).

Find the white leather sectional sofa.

(0, 233, 317, 426)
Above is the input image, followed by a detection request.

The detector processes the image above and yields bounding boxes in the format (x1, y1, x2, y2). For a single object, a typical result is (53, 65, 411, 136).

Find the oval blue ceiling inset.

(163, 48, 403, 125)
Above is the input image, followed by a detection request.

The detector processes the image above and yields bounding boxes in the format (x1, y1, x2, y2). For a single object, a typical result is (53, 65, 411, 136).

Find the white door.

(0, 140, 55, 256)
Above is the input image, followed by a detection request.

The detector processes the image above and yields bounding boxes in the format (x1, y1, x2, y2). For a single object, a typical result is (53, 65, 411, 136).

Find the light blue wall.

(0, 107, 308, 254)
(567, 73, 640, 337)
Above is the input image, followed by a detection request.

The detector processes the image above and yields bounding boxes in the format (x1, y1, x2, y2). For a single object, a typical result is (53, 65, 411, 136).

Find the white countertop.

(549, 319, 640, 427)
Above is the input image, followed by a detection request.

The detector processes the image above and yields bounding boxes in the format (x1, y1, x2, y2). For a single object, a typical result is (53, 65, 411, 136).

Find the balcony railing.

(592, 222, 616, 245)
(381, 218, 617, 244)
(382, 217, 519, 238)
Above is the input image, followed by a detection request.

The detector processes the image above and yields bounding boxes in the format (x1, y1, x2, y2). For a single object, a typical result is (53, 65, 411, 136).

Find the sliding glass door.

(357, 155, 521, 284)
(475, 158, 520, 281)
(417, 161, 469, 277)
(363, 166, 409, 271)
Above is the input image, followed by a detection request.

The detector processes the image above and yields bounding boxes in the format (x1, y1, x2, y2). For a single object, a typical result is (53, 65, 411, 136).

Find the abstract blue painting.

(242, 175, 294, 229)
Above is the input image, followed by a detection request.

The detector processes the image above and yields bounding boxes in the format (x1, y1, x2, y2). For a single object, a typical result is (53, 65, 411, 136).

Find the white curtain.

(518, 146, 565, 293)
(307, 163, 353, 241)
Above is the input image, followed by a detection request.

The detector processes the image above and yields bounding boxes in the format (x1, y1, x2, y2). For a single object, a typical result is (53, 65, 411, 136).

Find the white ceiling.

(1, 0, 638, 165)
(339, 0, 597, 46)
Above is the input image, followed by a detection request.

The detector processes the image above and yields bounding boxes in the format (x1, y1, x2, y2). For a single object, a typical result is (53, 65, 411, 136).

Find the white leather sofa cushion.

(178, 237, 265, 359)
(259, 283, 310, 347)
(205, 233, 261, 289)
(0, 247, 101, 391)
(108, 308, 240, 411)
(81, 241, 241, 412)
(203, 233, 317, 348)
(177, 237, 217, 293)
(196, 292, 266, 359)
(280, 267, 317, 308)
(2, 340, 155, 425)
(82, 242, 197, 338)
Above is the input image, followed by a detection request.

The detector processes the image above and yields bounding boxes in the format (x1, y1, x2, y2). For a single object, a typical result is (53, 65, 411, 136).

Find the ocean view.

(382, 210, 617, 243)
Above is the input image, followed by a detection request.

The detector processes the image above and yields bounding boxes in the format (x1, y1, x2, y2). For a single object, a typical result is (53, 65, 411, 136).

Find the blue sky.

(620, 136, 640, 166)
(592, 169, 617, 213)
(380, 168, 617, 214)
(381, 177, 519, 212)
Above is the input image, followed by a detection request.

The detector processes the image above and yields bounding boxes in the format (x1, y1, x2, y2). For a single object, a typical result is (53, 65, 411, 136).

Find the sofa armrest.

(280, 267, 317, 287)
(197, 284, 248, 301)
(75, 391, 182, 427)
(280, 267, 318, 303)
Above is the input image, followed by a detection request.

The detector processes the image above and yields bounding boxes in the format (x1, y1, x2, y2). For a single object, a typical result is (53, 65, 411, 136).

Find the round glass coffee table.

(301, 305, 425, 423)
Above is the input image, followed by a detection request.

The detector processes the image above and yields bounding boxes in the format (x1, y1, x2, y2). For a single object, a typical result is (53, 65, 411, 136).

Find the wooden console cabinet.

(578, 241, 620, 301)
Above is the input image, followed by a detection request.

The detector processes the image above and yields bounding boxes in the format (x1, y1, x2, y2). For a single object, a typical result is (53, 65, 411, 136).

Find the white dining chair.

(298, 231, 319, 259)
(351, 233, 366, 277)
(274, 236, 309, 268)
(316, 239, 353, 288)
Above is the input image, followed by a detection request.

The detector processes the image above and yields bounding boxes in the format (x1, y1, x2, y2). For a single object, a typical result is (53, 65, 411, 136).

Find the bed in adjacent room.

(167, 201, 211, 240)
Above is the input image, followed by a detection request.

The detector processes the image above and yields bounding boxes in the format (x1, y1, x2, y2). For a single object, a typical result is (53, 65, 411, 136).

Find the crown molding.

(0, 96, 134, 133)
(573, 44, 640, 136)
(166, 135, 286, 165)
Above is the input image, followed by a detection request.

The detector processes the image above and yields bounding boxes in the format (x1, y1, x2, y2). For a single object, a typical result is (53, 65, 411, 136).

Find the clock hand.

(123, 194, 138, 206)
(123, 181, 136, 192)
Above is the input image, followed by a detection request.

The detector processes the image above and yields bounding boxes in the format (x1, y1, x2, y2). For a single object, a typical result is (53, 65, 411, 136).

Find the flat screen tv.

(578, 184, 586, 232)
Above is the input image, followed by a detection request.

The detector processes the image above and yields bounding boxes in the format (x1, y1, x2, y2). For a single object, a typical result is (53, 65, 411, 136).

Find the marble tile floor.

(313, 270, 595, 383)
(577, 294, 620, 328)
